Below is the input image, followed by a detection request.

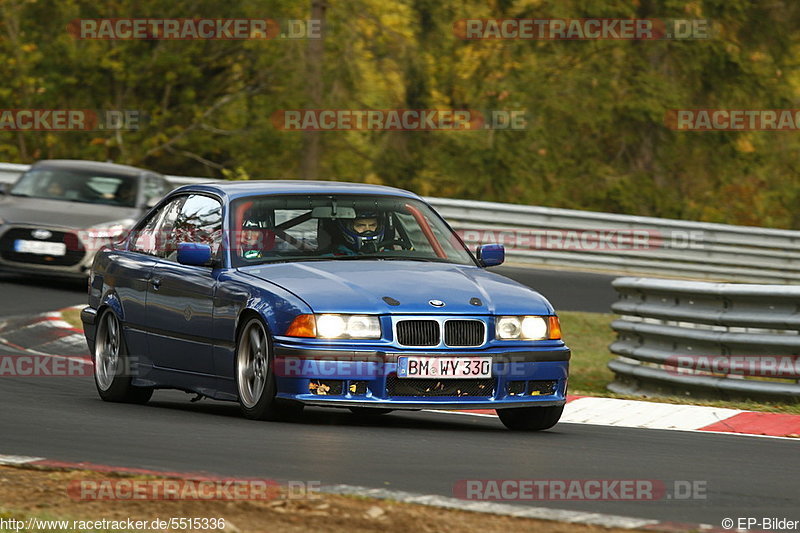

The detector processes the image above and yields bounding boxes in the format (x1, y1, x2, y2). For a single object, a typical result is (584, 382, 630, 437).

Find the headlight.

(495, 315, 561, 340)
(83, 218, 136, 240)
(286, 314, 381, 339)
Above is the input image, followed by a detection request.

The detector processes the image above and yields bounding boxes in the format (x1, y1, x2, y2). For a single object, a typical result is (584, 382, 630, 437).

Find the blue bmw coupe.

(81, 181, 570, 430)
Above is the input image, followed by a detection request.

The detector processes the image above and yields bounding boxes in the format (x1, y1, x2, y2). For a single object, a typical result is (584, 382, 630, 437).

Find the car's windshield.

(10, 168, 139, 207)
(230, 194, 476, 267)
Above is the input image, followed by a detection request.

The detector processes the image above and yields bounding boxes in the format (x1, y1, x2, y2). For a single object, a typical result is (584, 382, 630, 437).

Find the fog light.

(507, 381, 526, 396)
(309, 380, 344, 395)
(527, 380, 557, 396)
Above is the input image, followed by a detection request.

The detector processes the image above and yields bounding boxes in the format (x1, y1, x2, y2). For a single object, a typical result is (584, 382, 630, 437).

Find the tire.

(235, 317, 302, 421)
(496, 405, 564, 431)
(349, 407, 393, 416)
(93, 309, 153, 404)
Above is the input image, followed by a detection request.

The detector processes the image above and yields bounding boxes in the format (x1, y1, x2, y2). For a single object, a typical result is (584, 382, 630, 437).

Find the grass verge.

(60, 307, 82, 330)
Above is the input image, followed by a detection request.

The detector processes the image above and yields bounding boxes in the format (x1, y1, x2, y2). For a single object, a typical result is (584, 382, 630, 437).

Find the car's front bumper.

(0, 224, 94, 278)
(272, 344, 570, 410)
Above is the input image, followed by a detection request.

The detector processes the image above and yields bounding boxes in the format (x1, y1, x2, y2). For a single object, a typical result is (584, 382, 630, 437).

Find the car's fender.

(98, 289, 124, 322)
(211, 270, 313, 380)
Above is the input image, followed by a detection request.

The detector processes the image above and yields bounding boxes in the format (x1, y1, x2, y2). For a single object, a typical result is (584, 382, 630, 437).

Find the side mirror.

(0, 183, 9, 195)
(476, 244, 504, 267)
(177, 242, 213, 267)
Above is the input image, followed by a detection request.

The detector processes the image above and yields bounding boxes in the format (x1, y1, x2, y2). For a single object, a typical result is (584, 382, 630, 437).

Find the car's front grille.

(387, 375, 494, 397)
(0, 227, 85, 266)
(396, 319, 486, 347)
(396, 320, 439, 346)
(444, 320, 484, 347)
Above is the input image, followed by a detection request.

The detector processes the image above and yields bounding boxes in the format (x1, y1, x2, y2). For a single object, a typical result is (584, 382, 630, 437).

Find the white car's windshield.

(230, 194, 476, 267)
(10, 169, 138, 207)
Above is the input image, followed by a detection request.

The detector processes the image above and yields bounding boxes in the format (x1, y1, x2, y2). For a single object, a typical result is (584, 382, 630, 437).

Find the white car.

(0, 159, 172, 279)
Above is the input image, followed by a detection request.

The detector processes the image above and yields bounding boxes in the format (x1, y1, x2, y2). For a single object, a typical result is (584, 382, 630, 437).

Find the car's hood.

(241, 260, 555, 315)
(0, 195, 140, 228)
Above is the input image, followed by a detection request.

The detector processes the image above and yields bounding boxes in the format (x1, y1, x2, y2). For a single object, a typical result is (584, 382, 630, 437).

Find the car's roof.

(172, 180, 422, 200)
(31, 159, 159, 178)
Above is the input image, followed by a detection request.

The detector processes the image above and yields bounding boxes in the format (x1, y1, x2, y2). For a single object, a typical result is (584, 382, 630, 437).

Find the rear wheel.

(236, 317, 302, 421)
(497, 405, 563, 431)
(94, 309, 152, 404)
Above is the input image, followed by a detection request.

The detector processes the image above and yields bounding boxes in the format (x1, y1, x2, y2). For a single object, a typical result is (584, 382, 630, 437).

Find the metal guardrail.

(3, 162, 799, 282)
(427, 197, 800, 284)
(608, 277, 800, 401)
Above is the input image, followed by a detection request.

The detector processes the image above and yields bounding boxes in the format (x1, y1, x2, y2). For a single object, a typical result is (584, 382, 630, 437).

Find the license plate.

(14, 240, 66, 256)
(397, 356, 492, 379)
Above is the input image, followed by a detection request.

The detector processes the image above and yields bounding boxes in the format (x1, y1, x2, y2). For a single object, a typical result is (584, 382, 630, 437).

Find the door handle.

(151, 277, 162, 290)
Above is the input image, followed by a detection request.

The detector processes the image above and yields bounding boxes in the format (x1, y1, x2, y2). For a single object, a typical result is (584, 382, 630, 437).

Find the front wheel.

(93, 309, 153, 404)
(497, 405, 564, 431)
(236, 317, 302, 421)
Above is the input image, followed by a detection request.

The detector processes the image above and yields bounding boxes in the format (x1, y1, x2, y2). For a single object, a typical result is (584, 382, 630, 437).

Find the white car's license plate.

(397, 356, 492, 379)
(14, 239, 66, 256)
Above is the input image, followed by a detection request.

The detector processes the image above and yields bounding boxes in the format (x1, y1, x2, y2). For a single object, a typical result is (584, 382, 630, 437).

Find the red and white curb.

(0, 454, 727, 532)
(563, 397, 800, 439)
(455, 396, 800, 439)
(0, 305, 89, 362)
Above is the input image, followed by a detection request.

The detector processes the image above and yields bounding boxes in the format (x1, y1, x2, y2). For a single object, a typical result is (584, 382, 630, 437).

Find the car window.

(143, 174, 171, 206)
(393, 212, 433, 253)
(10, 169, 138, 207)
(274, 209, 319, 251)
(229, 194, 475, 267)
(130, 196, 185, 256)
(164, 194, 223, 263)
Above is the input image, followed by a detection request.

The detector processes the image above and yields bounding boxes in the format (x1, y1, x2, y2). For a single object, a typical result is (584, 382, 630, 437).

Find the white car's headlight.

(495, 315, 561, 340)
(82, 218, 136, 240)
(286, 314, 381, 339)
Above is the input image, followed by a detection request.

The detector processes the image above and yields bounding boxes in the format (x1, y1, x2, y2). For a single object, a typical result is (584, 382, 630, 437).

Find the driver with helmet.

(336, 211, 390, 254)
(240, 217, 266, 260)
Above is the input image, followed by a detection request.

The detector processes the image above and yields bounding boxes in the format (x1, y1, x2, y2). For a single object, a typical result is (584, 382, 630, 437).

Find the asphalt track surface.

(1, 269, 797, 528)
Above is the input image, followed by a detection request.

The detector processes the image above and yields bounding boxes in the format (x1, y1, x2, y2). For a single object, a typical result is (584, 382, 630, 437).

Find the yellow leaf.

(735, 137, 756, 153)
